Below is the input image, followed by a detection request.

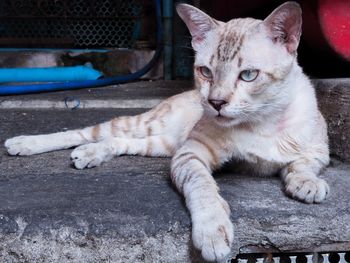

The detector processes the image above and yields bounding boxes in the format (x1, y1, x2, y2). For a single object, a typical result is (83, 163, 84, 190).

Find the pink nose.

(208, 99, 227, 111)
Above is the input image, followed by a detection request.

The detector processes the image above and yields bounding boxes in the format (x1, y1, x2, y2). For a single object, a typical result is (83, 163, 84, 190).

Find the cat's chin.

(213, 115, 242, 127)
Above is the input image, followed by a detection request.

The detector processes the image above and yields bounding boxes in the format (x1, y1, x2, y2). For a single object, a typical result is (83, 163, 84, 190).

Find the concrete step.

(0, 80, 192, 109)
(0, 79, 349, 262)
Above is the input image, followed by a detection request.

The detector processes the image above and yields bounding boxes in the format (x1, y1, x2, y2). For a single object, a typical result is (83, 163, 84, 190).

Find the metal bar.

(338, 253, 346, 263)
(322, 254, 330, 263)
(306, 254, 313, 263)
(289, 256, 297, 263)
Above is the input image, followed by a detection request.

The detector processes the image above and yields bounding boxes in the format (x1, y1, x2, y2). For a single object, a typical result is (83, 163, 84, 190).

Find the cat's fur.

(4, 2, 329, 262)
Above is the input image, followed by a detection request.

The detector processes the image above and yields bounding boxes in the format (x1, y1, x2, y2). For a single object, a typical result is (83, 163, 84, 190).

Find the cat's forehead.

(214, 18, 261, 63)
(219, 18, 261, 38)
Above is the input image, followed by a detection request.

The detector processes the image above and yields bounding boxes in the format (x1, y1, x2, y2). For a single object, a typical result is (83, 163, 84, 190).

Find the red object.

(318, 0, 350, 60)
(201, 0, 350, 61)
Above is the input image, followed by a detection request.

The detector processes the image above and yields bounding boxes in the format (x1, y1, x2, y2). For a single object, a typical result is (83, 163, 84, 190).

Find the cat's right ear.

(176, 4, 217, 49)
(263, 1, 302, 54)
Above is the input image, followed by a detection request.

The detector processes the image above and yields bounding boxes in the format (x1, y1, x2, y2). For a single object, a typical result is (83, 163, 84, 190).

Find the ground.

(0, 80, 349, 263)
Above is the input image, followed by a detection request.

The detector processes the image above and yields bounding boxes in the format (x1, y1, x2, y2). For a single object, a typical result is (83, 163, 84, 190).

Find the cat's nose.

(208, 99, 227, 112)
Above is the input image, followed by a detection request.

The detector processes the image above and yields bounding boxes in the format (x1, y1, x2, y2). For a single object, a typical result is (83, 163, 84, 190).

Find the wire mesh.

(0, 0, 144, 48)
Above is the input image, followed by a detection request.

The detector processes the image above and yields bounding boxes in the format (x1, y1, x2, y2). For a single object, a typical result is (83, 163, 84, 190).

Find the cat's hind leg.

(70, 90, 205, 169)
(5, 90, 203, 156)
(4, 108, 170, 156)
(4, 118, 120, 156)
(5, 130, 90, 156)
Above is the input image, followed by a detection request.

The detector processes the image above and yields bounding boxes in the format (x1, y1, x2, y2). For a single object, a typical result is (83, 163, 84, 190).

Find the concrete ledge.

(0, 80, 192, 110)
(1, 163, 349, 262)
(1, 108, 350, 262)
(1, 79, 350, 262)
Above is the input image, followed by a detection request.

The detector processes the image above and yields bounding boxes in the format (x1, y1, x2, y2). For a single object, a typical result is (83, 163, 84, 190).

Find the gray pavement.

(0, 80, 350, 263)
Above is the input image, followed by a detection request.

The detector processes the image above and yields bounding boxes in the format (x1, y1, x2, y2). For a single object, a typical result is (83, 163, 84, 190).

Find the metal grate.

(232, 252, 350, 263)
(0, 0, 144, 48)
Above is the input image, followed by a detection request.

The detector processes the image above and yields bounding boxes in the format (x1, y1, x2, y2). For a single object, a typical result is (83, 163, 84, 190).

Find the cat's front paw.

(71, 143, 113, 169)
(285, 172, 330, 203)
(192, 205, 234, 262)
(5, 136, 41, 156)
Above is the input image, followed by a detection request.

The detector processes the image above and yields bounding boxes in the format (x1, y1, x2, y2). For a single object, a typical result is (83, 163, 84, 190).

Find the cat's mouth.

(204, 104, 239, 123)
(217, 114, 227, 119)
(215, 113, 235, 123)
(214, 113, 243, 127)
(217, 113, 232, 120)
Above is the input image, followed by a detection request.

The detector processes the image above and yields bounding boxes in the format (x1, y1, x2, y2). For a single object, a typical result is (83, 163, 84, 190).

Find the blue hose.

(0, 0, 163, 96)
(0, 66, 102, 83)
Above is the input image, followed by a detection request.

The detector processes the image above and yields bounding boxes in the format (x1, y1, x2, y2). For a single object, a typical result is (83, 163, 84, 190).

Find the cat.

(4, 2, 330, 262)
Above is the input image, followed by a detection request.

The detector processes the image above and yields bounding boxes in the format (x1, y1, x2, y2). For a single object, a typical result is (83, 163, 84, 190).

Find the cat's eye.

(239, 69, 259, 82)
(198, 66, 213, 79)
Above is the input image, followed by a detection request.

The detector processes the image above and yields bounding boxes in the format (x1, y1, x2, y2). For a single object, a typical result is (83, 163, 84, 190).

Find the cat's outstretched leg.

(170, 138, 233, 262)
(281, 156, 330, 204)
(5, 90, 203, 156)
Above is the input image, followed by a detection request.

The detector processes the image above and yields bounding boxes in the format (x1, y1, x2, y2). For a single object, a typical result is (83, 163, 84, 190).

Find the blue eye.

(239, 69, 259, 82)
(198, 66, 213, 79)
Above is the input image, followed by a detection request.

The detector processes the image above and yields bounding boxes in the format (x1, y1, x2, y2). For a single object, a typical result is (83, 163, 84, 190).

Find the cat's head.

(177, 2, 302, 127)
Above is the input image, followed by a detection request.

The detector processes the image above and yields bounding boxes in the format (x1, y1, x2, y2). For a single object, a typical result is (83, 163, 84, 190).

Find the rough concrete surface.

(0, 79, 350, 262)
(0, 109, 195, 263)
(314, 79, 350, 162)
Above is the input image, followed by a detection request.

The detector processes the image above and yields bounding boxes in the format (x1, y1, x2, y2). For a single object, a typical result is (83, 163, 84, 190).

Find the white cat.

(5, 2, 329, 261)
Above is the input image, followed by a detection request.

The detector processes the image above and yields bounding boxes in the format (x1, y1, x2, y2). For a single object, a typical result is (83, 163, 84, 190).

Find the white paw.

(285, 173, 330, 203)
(71, 143, 113, 169)
(192, 203, 234, 262)
(5, 136, 42, 156)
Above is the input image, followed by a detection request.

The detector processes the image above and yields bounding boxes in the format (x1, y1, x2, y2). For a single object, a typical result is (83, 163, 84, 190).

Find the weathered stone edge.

(314, 79, 350, 162)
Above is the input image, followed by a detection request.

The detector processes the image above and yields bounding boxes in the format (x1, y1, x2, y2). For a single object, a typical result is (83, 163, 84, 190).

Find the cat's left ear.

(263, 1, 302, 53)
(176, 4, 218, 49)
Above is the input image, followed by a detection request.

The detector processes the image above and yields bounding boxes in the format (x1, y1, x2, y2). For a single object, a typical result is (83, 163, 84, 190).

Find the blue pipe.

(163, 0, 173, 80)
(0, 0, 163, 96)
(0, 66, 102, 83)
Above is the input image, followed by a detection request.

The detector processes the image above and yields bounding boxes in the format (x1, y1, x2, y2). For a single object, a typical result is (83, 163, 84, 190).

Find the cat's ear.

(176, 4, 218, 48)
(263, 1, 302, 53)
